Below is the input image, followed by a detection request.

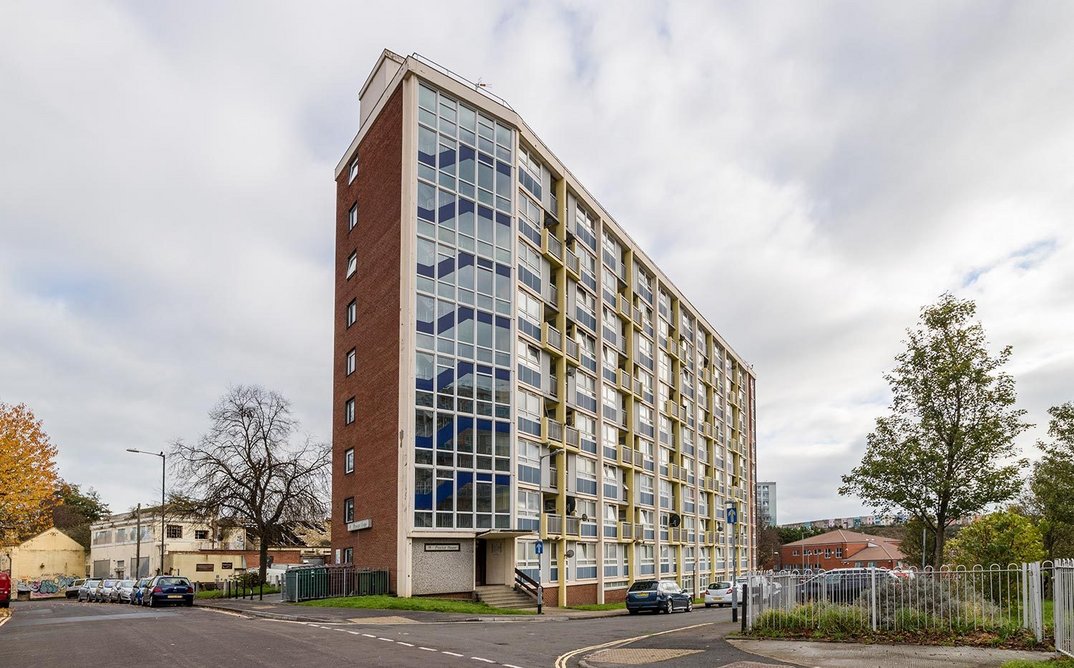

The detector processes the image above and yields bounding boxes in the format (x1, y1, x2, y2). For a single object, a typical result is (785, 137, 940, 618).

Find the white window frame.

(344, 448, 354, 474)
(346, 252, 357, 279)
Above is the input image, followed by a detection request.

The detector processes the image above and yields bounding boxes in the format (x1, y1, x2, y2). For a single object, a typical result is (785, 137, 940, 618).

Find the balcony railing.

(543, 229, 564, 265)
(565, 426, 580, 449)
(566, 338, 580, 363)
(566, 250, 580, 277)
(543, 322, 563, 351)
(544, 416, 564, 444)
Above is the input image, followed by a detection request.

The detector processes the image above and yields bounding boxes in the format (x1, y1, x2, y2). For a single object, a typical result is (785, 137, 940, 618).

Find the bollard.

(741, 584, 748, 633)
(731, 583, 738, 622)
(260, 580, 264, 601)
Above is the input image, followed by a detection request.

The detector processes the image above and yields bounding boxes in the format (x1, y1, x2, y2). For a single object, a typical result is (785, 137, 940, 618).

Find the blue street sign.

(535, 540, 544, 556)
(726, 506, 738, 525)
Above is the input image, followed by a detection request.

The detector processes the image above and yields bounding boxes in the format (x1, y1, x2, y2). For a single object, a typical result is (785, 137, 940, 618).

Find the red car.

(0, 571, 11, 608)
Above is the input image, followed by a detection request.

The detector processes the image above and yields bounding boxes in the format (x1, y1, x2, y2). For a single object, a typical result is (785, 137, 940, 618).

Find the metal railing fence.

(1056, 559, 1074, 657)
(281, 565, 390, 603)
(746, 563, 1046, 640)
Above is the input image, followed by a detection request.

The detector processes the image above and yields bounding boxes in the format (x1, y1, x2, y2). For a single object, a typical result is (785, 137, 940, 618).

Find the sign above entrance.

(347, 518, 372, 532)
(424, 543, 460, 552)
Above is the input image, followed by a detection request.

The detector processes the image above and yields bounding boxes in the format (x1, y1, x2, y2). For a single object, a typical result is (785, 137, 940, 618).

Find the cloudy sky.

(2, 1, 1072, 524)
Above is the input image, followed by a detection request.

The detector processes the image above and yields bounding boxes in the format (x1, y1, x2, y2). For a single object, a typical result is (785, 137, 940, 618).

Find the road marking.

(362, 633, 376, 638)
(348, 631, 362, 635)
(0, 616, 10, 630)
(378, 637, 395, 642)
(553, 621, 713, 668)
(199, 607, 248, 619)
(442, 651, 463, 657)
(502, 664, 525, 668)
(419, 647, 437, 652)
(397, 641, 414, 647)
(470, 658, 495, 663)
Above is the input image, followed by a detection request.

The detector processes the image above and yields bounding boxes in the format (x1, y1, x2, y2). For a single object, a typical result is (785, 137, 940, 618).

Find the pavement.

(196, 592, 635, 623)
(727, 639, 1056, 668)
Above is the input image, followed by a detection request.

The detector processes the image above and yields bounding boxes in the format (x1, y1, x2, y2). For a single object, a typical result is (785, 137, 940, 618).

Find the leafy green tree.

(52, 482, 110, 549)
(945, 510, 1044, 566)
(1026, 402, 1074, 559)
(840, 294, 1030, 567)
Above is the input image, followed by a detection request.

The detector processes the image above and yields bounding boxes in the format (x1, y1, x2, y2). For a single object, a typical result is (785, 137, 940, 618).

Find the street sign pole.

(727, 503, 738, 621)
(535, 540, 544, 615)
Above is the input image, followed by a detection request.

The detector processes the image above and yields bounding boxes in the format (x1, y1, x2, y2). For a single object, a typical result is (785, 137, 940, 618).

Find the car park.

(796, 568, 898, 603)
(78, 579, 101, 602)
(703, 580, 736, 607)
(65, 578, 86, 599)
(113, 579, 136, 603)
(141, 575, 194, 607)
(0, 571, 10, 608)
(625, 579, 693, 615)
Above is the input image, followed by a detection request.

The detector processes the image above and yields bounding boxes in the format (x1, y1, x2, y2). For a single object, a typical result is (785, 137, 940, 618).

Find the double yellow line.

(554, 621, 713, 668)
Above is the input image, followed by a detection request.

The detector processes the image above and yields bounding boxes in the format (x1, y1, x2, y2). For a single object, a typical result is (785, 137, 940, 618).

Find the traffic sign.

(726, 506, 738, 525)
(535, 540, 544, 556)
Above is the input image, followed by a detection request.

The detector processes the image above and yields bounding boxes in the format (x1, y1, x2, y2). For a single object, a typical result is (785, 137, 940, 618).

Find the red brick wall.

(565, 583, 598, 606)
(779, 541, 899, 570)
(332, 87, 405, 592)
(604, 588, 626, 604)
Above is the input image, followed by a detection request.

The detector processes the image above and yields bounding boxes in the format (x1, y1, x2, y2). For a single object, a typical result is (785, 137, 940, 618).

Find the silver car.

(112, 579, 136, 603)
(96, 579, 119, 602)
(78, 579, 101, 602)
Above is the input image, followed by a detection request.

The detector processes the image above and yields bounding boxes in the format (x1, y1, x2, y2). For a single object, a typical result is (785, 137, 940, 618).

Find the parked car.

(0, 571, 10, 608)
(112, 579, 136, 603)
(96, 579, 119, 602)
(704, 580, 736, 607)
(625, 579, 693, 614)
(737, 574, 783, 601)
(141, 575, 194, 607)
(796, 568, 898, 603)
(130, 578, 151, 606)
(65, 578, 86, 599)
(78, 579, 101, 602)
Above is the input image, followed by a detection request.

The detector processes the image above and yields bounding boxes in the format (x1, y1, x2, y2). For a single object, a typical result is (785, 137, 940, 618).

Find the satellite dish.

(580, 514, 589, 522)
(565, 549, 575, 558)
(669, 513, 682, 528)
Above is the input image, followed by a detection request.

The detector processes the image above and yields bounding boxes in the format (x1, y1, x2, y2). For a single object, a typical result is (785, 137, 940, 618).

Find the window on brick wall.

(345, 398, 355, 425)
(349, 203, 358, 231)
(348, 158, 359, 184)
(346, 252, 357, 279)
(344, 448, 354, 474)
(347, 300, 357, 327)
(346, 348, 356, 375)
(343, 497, 355, 523)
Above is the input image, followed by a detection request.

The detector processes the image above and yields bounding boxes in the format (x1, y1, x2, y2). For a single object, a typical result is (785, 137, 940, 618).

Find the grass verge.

(298, 595, 535, 615)
(568, 602, 625, 611)
(1000, 658, 1074, 668)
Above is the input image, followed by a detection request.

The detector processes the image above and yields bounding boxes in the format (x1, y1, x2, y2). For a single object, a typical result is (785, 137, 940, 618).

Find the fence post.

(741, 583, 748, 633)
(870, 568, 877, 632)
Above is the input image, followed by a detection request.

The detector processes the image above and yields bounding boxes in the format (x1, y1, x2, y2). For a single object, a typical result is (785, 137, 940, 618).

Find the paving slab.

(728, 639, 1057, 668)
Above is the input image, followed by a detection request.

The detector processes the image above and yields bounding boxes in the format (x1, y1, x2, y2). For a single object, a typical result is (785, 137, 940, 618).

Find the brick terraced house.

(780, 529, 906, 571)
(332, 50, 758, 606)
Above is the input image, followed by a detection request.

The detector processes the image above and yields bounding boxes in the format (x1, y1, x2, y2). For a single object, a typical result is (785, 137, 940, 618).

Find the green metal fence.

(281, 566, 390, 602)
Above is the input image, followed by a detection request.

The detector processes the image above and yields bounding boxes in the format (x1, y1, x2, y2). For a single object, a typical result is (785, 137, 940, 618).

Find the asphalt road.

(0, 599, 785, 668)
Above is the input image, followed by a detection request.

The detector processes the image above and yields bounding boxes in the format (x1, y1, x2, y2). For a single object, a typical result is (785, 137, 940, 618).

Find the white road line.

(553, 621, 713, 668)
(0, 616, 10, 630)
(362, 633, 376, 638)
(419, 647, 437, 652)
(348, 631, 362, 635)
(502, 664, 525, 668)
(442, 651, 463, 657)
(470, 658, 495, 663)
(378, 637, 395, 642)
(397, 641, 414, 647)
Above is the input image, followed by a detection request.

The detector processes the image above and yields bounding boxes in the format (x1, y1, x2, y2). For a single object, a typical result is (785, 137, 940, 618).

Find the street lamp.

(127, 449, 166, 575)
(535, 445, 563, 615)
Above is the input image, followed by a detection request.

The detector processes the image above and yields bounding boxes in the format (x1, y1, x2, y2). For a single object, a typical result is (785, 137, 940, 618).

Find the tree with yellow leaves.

(0, 402, 59, 544)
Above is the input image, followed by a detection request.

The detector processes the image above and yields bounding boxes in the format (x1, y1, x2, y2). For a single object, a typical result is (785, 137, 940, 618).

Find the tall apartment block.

(332, 50, 757, 606)
(756, 481, 777, 527)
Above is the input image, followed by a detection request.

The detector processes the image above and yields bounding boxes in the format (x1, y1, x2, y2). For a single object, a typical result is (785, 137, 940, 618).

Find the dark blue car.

(625, 579, 693, 614)
(142, 575, 194, 607)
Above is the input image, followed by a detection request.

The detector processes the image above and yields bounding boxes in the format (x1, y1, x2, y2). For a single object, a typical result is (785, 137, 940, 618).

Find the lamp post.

(127, 449, 166, 575)
(535, 446, 563, 615)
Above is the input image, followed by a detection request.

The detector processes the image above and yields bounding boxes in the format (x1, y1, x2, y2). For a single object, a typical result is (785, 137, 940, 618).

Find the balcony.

(542, 229, 564, 266)
(542, 282, 559, 309)
(542, 513, 581, 537)
(565, 250, 580, 279)
(616, 368, 631, 392)
(543, 322, 563, 352)
(616, 293, 631, 318)
(543, 416, 565, 445)
(620, 522, 634, 540)
(565, 426, 580, 449)
(666, 339, 679, 358)
(631, 305, 644, 329)
(664, 400, 681, 420)
(565, 338, 580, 364)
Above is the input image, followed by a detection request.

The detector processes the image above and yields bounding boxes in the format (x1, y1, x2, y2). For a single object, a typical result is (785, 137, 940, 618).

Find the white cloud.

(1, 0, 1072, 523)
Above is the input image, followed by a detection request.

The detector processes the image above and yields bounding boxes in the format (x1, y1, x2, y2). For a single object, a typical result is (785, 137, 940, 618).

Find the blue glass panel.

(477, 472, 492, 482)
(418, 182, 436, 221)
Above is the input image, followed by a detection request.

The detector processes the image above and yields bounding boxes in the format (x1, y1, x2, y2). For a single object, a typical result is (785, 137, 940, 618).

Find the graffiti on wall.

(16, 575, 79, 598)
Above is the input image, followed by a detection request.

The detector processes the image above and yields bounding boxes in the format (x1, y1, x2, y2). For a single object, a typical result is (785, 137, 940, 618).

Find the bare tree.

(171, 385, 330, 582)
